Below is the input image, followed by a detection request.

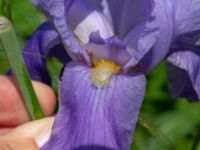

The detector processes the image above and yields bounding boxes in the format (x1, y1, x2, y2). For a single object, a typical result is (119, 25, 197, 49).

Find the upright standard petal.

(90, 0, 154, 39)
(125, 0, 174, 73)
(170, 0, 200, 38)
(32, 0, 114, 63)
(69, 0, 114, 43)
(32, 0, 90, 62)
(22, 21, 70, 84)
(42, 62, 146, 150)
(167, 51, 200, 101)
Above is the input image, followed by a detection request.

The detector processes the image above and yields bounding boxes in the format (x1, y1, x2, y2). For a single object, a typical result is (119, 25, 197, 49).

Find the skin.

(0, 76, 56, 150)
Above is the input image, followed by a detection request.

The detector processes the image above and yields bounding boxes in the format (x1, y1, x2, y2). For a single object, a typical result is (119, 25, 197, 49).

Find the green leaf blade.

(0, 16, 44, 120)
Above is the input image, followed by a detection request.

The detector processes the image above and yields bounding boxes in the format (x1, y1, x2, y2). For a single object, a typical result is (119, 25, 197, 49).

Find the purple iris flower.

(21, 0, 200, 149)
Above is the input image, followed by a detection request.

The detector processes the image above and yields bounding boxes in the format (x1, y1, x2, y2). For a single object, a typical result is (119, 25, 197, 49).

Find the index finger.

(0, 76, 56, 127)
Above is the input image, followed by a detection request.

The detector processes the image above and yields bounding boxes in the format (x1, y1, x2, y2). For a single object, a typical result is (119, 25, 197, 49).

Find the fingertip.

(0, 76, 29, 126)
(0, 76, 56, 126)
(32, 81, 56, 116)
(6, 117, 55, 149)
(0, 137, 39, 150)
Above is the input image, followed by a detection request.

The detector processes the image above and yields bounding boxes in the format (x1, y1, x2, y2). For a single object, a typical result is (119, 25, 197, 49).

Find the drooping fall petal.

(42, 61, 146, 150)
(21, 21, 70, 84)
(167, 51, 200, 101)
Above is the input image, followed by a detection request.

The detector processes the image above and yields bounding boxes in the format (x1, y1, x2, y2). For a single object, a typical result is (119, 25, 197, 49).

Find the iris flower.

(21, 0, 200, 149)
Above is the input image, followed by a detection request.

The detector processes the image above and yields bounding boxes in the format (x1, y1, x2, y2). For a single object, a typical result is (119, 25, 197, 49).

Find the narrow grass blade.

(138, 115, 172, 149)
(0, 16, 44, 120)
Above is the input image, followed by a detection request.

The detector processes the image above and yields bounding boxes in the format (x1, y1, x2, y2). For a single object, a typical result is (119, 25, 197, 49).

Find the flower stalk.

(0, 16, 44, 120)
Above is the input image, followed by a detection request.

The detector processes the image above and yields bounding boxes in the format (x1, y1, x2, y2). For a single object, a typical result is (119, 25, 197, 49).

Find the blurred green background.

(0, 0, 200, 150)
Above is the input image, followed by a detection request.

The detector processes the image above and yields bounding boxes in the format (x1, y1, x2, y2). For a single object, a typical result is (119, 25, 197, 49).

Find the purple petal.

(32, 0, 114, 63)
(138, 0, 200, 73)
(90, 0, 154, 39)
(22, 21, 70, 84)
(69, 0, 113, 43)
(124, 0, 174, 73)
(126, 0, 200, 73)
(85, 32, 131, 66)
(85, 42, 131, 66)
(167, 51, 200, 101)
(87, 0, 174, 73)
(170, 0, 200, 38)
(32, 0, 90, 62)
(42, 61, 146, 150)
(167, 0, 200, 62)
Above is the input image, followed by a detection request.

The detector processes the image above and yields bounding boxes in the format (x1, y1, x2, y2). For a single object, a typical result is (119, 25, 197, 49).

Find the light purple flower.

(33, 0, 150, 149)
(21, 0, 200, 149)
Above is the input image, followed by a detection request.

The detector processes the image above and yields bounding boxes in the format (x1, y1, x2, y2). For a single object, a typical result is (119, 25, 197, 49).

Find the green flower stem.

(0, 16, 44, 120)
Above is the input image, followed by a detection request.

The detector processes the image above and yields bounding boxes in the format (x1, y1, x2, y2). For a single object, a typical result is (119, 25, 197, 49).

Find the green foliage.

(0, 0, 45, 72)
(47, 57, 63, 96)
(11, 0, 45, 36)
(47, 57, 64, 113)
(0, 49, 9, 74)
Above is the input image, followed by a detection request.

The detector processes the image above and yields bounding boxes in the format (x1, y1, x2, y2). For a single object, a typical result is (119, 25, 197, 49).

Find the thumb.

(0, 117, 54, 150)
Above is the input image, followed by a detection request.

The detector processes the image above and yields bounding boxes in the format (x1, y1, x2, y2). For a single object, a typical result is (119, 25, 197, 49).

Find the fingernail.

(35, 128, 51, 148)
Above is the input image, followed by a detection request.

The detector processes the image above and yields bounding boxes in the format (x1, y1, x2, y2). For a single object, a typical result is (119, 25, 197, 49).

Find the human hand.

(0, 76, 56, 149)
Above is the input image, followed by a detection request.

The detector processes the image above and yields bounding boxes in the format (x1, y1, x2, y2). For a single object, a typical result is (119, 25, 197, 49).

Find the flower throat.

(91, 57, 121, 88)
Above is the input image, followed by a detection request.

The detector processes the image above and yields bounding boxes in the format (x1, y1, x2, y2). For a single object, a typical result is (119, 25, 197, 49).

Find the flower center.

(91, 59, 121, 88)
